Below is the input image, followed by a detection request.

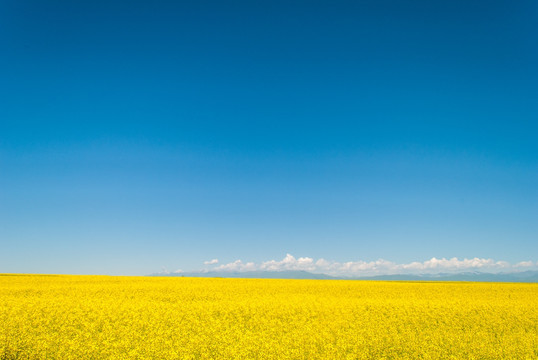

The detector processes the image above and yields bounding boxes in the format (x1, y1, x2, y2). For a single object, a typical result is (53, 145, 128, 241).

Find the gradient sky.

(1, 0, 537, 275)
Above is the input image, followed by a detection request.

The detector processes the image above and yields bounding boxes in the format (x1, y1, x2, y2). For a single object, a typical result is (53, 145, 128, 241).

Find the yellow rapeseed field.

(0, 275, 537, 359)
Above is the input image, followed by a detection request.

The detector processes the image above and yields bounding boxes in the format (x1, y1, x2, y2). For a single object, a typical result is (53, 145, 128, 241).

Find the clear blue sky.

(1, 0, 537, 275)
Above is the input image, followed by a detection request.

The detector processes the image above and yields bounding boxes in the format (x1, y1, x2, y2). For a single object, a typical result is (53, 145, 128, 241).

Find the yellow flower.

(0, 275, 536, 359)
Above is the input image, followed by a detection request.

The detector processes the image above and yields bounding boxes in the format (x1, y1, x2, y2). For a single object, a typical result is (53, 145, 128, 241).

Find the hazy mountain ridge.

(151, 270, 538, 282)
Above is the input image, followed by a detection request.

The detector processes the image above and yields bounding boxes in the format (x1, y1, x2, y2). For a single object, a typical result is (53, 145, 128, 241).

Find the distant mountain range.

(151, 270, 538, 282)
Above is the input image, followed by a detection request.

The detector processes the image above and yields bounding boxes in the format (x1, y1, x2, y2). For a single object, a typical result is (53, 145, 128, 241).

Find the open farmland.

(1, 275, 537, 359)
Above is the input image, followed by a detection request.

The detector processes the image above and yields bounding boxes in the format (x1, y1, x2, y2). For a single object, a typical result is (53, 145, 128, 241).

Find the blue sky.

(1, 0, 537, 275)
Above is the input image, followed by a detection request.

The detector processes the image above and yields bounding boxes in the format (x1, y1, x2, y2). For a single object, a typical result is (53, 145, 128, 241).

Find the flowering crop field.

(0, 275, 537, 359)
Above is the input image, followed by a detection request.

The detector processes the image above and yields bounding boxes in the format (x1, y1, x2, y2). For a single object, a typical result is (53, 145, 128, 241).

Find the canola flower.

(0, 275, 537, 359)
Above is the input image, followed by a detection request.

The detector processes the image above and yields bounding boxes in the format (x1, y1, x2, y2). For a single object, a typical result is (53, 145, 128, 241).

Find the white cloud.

(215, 260, 256, 272)
(206, 254, 537, 276)
(515, 261, 535, 268)
(203, 259, 219, 265)
(260, 254, 316, 271)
